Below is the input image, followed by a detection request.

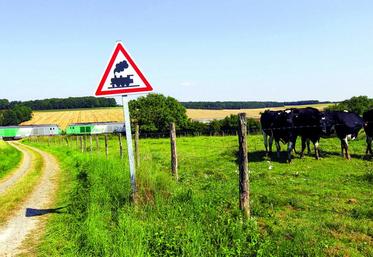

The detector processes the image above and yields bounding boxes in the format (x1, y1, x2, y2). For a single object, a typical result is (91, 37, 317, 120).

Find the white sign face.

(95, 42, 153, 96)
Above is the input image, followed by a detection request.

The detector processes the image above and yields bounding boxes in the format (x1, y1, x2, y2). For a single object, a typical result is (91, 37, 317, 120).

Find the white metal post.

(122, 95, 136, 195)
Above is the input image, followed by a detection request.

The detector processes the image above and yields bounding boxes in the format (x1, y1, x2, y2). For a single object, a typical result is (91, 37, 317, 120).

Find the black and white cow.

(363, 109, 373, 155)
(292, 107, 322, 159)
(260, 109, 296, 162)
(261, 108, 322, 162)
(260, 110, 280, 156)
(321, 111, 365, 159)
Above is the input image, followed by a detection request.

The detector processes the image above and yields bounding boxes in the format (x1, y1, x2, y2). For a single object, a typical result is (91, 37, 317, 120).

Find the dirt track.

(0, 142, 60, 256)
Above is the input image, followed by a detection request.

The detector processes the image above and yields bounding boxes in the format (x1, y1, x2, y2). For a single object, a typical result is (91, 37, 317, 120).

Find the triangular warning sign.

(95, 42, 153, 96)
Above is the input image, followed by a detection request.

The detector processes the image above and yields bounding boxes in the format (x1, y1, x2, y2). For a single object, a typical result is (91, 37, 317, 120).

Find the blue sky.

(0, 0, 372, 102)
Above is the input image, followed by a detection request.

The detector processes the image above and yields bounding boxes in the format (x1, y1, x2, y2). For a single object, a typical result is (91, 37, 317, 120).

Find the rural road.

(0, 142, 60, 256)
(0, 142, 32, 194)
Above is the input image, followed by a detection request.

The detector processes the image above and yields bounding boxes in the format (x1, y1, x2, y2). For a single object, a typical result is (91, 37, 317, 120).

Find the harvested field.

(21, 104, 331, 129)
(187, 103, 330, 121)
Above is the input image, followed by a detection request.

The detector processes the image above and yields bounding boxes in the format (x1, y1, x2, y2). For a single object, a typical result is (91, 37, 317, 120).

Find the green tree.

(324, 96, 373, 115)
(2, 110, 19, 125)
(12, 105, 32, 122)
(0, 99, 9, 109)
(129, 94, 188, 132)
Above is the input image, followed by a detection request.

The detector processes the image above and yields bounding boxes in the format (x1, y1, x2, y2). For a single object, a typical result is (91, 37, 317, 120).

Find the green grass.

(24, 134, 373, 256)
(0, 140, 22, 180)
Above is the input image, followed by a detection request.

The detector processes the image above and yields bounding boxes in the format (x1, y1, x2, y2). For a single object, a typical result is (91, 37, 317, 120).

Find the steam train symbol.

(109, 60, 139, 88)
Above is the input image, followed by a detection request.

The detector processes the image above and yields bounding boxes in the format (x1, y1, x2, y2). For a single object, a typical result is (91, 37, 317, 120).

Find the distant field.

(21, 103, 331, 129)
(22, 107, 124, 129)
(187, 103, 330, 121)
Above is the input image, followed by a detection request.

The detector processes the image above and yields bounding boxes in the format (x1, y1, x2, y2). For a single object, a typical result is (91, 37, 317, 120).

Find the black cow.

(260, 109, 296, 162)
(321, 111, 364, 159)
(363, 109, 373, 155)
(292, 107, 322, 159)
(260, 110, 280, 155)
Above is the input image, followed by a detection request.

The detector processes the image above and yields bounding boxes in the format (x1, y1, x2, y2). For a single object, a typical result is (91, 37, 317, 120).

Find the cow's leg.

(307, 139, 311, 155)
(314, 140, 320, 160)
(268, 134, 273, 155)
(287, 141, 295, 163)
(300, 137, 306, 158)
(263, 132, 268, 155)
(366, 136, 372, 155)
(342, 137, 350, 159)
(275, 140, 281, 159)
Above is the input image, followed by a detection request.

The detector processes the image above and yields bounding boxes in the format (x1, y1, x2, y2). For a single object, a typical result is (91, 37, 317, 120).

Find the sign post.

(122, 95, 136, 196)
(95, 41, 153, 200)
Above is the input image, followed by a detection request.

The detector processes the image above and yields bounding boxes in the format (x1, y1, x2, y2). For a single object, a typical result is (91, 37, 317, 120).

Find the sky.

(0, 0, 372, 102)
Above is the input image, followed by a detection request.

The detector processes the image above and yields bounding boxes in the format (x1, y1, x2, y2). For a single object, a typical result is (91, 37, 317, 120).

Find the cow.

(321, 111, 365, 159)
(363, 109, 373, 155)
(292, 107, 322, 159)
(260, 110, 280, 156)
(260, 109, 296, 162)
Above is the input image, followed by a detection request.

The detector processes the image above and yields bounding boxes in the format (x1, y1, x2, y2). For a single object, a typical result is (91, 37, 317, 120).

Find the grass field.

(0, 141, 22, 181)
(21, 104, 331, 129)
(24, 134, 372, 256)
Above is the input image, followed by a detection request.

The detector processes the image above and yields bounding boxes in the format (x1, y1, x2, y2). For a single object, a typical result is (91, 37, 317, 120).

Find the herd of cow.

(260, 108, 373, 162)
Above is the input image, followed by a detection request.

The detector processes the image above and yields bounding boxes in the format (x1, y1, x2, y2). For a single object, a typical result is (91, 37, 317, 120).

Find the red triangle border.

(95, 42, 153, 96)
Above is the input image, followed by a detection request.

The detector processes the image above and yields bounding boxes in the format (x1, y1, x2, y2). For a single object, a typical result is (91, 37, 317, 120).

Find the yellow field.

(21, 107, 124, 129)
(21, 104, 331, 129)
(187, 103, 330, 121)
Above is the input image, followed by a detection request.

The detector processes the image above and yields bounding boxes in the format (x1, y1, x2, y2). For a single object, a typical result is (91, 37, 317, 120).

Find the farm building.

(0, 124, 61, 139)
(66, 122, 125, 135)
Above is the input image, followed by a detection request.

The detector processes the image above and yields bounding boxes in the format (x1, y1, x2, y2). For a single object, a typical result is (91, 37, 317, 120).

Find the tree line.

(0, 105, 32, 126)
(181, 100, 330, 110)
(324, 96, 373, 115)
(0, 96, 117, 110)
(129, 94, 261, 136)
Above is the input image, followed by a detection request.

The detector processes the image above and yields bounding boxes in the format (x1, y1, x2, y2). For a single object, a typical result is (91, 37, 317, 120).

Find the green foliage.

(0, 104, 33, 125)
(129, 94, 189, 132)
(325, 96, 373, 115)
(1, 110, 19, 126)
(0, 99, 9, 109)
(12, 105, 32, 122)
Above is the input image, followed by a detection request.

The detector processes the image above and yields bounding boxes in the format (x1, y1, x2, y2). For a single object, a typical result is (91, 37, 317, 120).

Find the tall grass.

(25, 135, 372, 256)
(0, 141, 22, 180)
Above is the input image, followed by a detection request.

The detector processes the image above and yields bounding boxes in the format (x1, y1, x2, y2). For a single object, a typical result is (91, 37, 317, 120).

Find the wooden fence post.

(83, 135, 87, 152)
(170, 122, 178, 181)
(96, 135, 99, 150)
(135, 124, 140, 167)
(238, 113, 250, 218)
(105, 134, 108, 159)
(79, 136, 83, 152)
(118, 133, 123, 159)
(89, 135, 93, 154)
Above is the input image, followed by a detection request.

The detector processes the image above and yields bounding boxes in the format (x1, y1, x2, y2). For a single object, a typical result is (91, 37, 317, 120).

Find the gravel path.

(0, 143, 60, 256)
(0, 142, 32, 194)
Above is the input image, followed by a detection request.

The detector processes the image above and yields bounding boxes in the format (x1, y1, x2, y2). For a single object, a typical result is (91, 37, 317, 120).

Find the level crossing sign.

(95, 42, 153, 96)
(95, 41, 153, 201)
